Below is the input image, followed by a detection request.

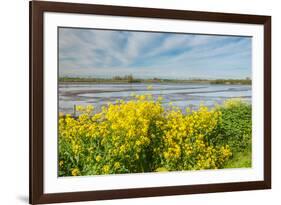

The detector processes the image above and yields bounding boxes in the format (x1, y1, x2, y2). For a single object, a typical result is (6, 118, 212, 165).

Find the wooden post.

(73, 104, 76, 117)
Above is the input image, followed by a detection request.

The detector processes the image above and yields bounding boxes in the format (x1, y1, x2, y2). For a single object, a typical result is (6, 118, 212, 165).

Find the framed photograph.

(30, 1, 271, 204)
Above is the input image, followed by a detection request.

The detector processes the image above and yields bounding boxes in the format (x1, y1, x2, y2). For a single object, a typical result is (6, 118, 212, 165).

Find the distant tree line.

(112, 74, 141, 83)
(210, 78, 251, 85)
(59, 75, 251, 85)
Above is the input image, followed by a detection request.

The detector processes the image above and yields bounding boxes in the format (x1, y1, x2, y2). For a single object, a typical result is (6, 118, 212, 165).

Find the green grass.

(224, 147, 252, 168)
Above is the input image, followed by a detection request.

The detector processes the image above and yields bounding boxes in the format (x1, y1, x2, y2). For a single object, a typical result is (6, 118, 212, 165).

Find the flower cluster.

(58, 95, 238, 176)
(155, 106, 231, 171)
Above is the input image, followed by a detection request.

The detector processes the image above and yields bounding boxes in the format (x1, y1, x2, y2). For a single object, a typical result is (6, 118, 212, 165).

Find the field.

(58, 94, 251, 176)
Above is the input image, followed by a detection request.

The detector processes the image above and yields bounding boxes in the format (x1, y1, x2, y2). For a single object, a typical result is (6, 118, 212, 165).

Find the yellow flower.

(95, 155, 102, 162)
(136, 140, 141, 146)
(114, 162, 121, 169)
(59, 160, 64, 167)
(147, 85, 153, 90)
(164, 152, 169, 159)
(102, 165, 110, 174)
(76, 105, 83, 111)
(71, 168, 80, 176)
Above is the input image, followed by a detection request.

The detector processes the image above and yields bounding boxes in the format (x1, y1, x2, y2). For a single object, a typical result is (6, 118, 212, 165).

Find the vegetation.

(59, 75, 251, 85)
(58, 95, 251, 176)
(112, 74, 141, 83)
(216, 100, 252, 168)
(210, 78, 251, 85)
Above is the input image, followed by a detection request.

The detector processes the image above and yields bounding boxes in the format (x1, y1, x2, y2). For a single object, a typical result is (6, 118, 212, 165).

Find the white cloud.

(58, 27, 251, 79)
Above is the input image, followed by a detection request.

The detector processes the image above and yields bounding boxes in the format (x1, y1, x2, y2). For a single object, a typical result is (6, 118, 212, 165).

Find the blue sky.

(59, 27, 252, 79)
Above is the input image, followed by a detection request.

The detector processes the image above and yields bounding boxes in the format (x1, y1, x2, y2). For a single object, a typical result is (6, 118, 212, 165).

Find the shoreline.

(58, 79, 252, 85)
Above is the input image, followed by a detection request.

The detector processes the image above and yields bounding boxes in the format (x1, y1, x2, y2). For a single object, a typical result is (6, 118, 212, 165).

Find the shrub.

(213, 99, 252, 153)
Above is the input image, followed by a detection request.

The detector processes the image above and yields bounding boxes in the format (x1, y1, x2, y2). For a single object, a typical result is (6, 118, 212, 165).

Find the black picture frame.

(30, 1, 271, 204)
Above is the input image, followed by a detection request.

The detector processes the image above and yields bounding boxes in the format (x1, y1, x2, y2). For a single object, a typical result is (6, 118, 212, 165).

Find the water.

(59, 83, 251, 114)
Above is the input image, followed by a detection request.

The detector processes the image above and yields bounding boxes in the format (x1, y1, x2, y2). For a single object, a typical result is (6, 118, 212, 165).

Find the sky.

(58, 27, 252, 79)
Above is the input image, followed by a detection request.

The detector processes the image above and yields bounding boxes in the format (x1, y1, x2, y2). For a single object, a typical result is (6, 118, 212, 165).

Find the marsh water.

(59, 83, 251, 114)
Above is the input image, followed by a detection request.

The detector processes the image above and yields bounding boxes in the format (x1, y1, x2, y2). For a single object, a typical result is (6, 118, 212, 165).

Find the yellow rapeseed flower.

(71, 168, 80, 176)
(95, 155, 102, 162)
(58, 94, 237, 175)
